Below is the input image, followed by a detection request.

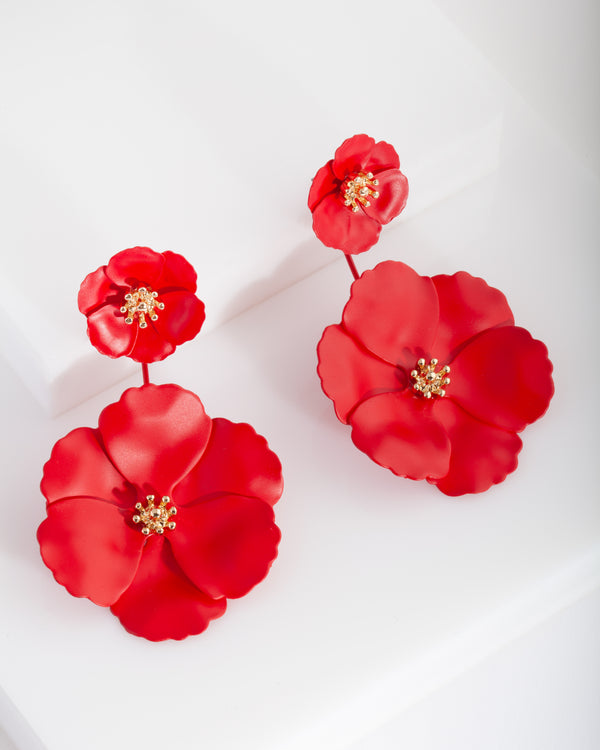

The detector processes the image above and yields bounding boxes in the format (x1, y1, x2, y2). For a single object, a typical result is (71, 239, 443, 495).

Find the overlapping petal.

(449, 326, 554, 432)
(151, 290, 205, 346)
(308, 161, 338, 212)
(431, 272, 514, 361)
(350, 392, 451, 480)
(77, 267, 117, 315)
(312, 193, 382, 254)
(317, 324, 403, 424)
(343, 261, 438, 367)
(429, 399, 523, 496)
(41, 427, 135, 508)
(106, 246, 164, 287)
(38, 497, 144, 606)
(360, 168, 409, 226)
(86, 304, 136, 358)
(153, 250, 198, 293)
(174, 418, 283, 507)
(332, 134, 400, 180)
(110, 536, 226, 641)
(99, 384, 212, 495)
(170, 495, 280, 600)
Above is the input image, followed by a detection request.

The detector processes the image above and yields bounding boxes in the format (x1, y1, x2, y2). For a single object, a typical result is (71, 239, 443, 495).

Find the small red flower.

(317, 261, 554, 496)
(308, 134, 409, 255)
(78, 246, 206, 363)
(37, 384, 283, 640)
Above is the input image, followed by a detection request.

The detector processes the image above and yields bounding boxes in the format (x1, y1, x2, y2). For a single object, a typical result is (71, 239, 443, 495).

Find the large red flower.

(37, 384, 283, 640)
(78, 246, 206, 363)
(308, 134, 409, 255)
(317, 261, 554, 495)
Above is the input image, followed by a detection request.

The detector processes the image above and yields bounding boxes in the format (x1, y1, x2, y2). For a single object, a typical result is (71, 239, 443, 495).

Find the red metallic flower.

(308, 134, 409, 255)
(317, 261, 554, 495)
(78, 246, 206, 363)
(37, 384, 283, 640)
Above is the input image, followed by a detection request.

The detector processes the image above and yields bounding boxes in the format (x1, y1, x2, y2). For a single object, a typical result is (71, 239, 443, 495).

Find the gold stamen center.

(342, 171, 380, 213)
(411, 358, 451, 399)
(120, 287, 164, 328)
(132, 494, 177, 536)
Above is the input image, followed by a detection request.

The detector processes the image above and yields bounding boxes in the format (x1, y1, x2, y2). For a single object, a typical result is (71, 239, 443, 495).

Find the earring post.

(344, 254, 359, 281)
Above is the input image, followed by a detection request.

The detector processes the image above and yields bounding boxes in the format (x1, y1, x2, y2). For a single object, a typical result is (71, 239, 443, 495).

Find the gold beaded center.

(132, 494, 177, 536)
(343, 171, 380, 213)
(120, 287, 164, 329)
(411, 358, 451, 399)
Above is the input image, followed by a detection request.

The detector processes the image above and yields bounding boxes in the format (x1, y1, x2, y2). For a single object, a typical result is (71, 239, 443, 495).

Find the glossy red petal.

(78, 267, 118, 315)
(361, 168, 409, 225)
(41, 427, 135, 508)
(312, 193, 382, 254)
(317, 324, 403, 424)
(174, 418, 283, 507)
(429, 399, 523, 496)
(98, 384, 212, 495)
(332, 135, 400, 180)
(431, 272, 514, 361)
(151, 290, 205, 346)
(86, 304, 136, 358)
(153, 250, 198, 293)
(170, 495, 280, 600)
(350, 391, 451, 480)
(105, 246, 164, 288)
(37, 497, 144, 606)
(449, 326, 554, 432)
(127, 324, 175, 363)
(343, 261, 439, 366)
(110, 535, 226, 641)
(308, 161, 339, 212)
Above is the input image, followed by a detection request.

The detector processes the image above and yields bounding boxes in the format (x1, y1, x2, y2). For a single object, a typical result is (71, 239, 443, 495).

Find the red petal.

(41, 427, 135, 508)
(449, 326, 554, 432)
(343, 261, 439, 366)
(98, 384, 212, 495)
(174, 418, 283, 507)
(150, 290, 205, 346)
(350, 391, 451, 480)
(332, 135, 400, 180)
(86, 304, 136, 358)
(360, 168, 409, 225)
(127, 324, 175, 363)
(110, 535, 226, 641)
(37, 498, 144, 606)
(308, 161, 339, 212)
(431, 272, 514, 361)
(317, 324, 403, 424)
(429, 399, 523, 496)
(153, 251, 198, 293)
(78, 267, 118, 315)
(105, 247, 164, 287)
(312, 192, 381, 254)
(170, 495, 280, 600)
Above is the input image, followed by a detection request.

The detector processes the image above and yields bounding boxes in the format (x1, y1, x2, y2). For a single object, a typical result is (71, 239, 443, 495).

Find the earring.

(37, 247, 283, 641)
(309, 135, 554, 496)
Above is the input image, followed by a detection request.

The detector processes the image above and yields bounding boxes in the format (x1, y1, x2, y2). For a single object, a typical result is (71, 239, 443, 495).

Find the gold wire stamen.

(132, 495, 177, 536)
(342, 171, 380, 213)
(410, 358, 451, 399)
(120, 287, 165, 328)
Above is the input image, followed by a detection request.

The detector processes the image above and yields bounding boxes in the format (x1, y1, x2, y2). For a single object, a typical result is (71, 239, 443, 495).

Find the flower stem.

(344, 254, 359, 281)
(142, 363, 150, 386)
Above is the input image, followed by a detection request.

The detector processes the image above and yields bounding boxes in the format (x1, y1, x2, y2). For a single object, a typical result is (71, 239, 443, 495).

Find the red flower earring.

(38, 247, 283, 640)
(310, 135, 554, 496)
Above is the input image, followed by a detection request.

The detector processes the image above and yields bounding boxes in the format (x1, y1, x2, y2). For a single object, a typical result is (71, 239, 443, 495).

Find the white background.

(1, 1, 599, 749)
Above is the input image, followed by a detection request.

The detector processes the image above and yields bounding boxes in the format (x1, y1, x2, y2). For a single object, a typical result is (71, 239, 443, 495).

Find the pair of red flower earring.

(37, 134, 554, 641)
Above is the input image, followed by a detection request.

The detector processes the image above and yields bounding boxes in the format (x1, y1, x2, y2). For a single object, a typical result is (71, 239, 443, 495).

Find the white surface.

(347, 586, 600, 750)
(0, 0, 506, 414)
(1, 84, 599, 749)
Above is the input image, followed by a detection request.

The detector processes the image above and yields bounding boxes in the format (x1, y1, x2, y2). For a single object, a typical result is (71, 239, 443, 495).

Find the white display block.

(0, 0, 504, 414)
